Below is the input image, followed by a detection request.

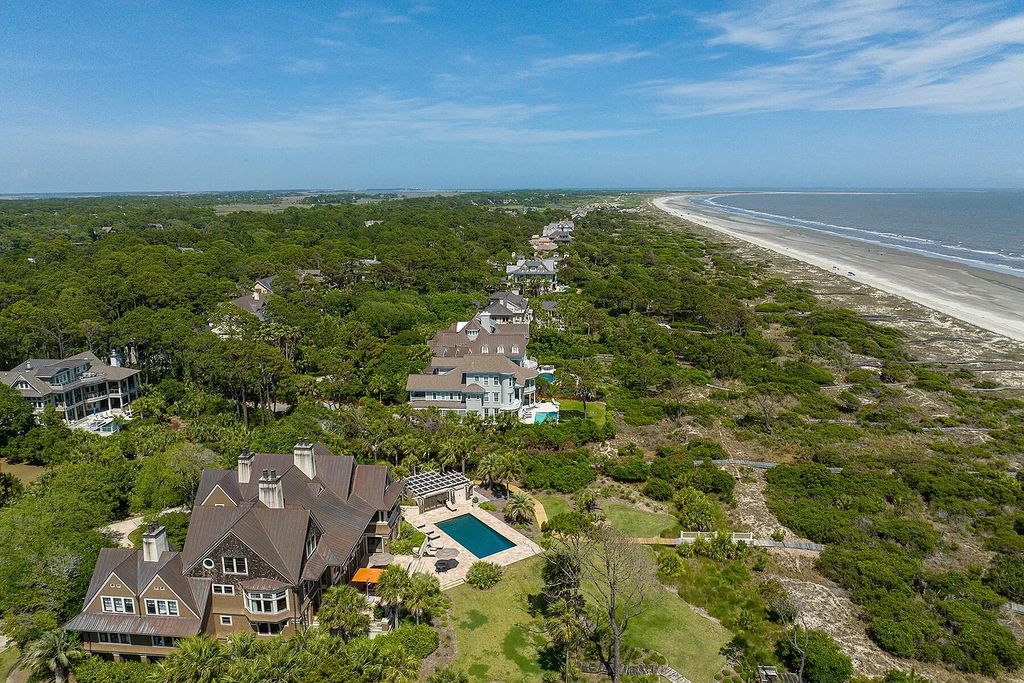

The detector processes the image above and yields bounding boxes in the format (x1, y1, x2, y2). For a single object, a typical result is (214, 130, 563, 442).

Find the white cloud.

(524, 50, 653, 75)
(649, 1, 1024, 115)
(199, 44, 248, 66)
(35, 96, 649, 149)
(281, 58, 329, 74)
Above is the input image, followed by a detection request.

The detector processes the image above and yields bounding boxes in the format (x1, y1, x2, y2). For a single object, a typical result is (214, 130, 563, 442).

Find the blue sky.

(2, 0, 1023, 192)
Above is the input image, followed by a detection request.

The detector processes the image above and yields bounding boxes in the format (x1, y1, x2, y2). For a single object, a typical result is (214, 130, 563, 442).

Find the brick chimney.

(293, 440, 316, 479)
(237, 447, 253, 484)
(258, 469, 284, 509)
(142, 522, 170, 563)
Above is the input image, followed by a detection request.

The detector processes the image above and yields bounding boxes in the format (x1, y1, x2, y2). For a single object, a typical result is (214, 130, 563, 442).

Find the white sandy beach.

(654, 195, 1024, 343)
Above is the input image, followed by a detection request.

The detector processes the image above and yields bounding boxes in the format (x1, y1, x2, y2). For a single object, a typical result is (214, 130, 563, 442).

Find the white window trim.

(100, 596, 135, 614)
(213, 584, 235, 595)
(222, 557, 248, 575)
(246, 589, 289, 615)
(220, 615, 233, 626)
(145, 598, 179, 616)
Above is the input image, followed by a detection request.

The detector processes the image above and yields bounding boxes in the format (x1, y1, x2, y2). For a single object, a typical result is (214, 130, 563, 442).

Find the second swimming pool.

(436, 513, 515, 558)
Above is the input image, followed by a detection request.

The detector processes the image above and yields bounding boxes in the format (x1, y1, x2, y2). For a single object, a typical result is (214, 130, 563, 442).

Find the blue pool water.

(436, 514, 515, 558)
(534, 411, 558, 424)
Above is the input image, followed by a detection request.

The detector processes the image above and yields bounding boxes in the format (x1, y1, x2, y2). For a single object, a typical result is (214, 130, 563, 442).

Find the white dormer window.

(305, 531, 319, 558)
(481, 345, 489, 353)
(101, 596, 135, 614)
(145, 599, 179, 616)
(511, 346, 519, 353)
(497, 346, 504, 353)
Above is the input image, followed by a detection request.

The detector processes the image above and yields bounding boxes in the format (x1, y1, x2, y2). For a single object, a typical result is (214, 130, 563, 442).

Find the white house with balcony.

(0, 351, 141, 433)
(406, 355, 538, 419)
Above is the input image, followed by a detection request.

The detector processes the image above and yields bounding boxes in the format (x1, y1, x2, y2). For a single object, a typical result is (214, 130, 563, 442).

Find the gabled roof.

(184, 445, 402, 585)
(1, 351, 138, 394)
(255, 275, 278, 291)
(68, 546, 211, 638)
(489, 291, 528, 309)
(230, 293, 268, 321)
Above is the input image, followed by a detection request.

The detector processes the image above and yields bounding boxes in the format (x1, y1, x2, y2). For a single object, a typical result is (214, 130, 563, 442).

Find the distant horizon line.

(3, 186, 1024, 200)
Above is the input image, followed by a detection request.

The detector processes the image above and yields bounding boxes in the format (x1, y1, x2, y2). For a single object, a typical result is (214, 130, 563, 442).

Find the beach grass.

(448, 557, 551, 682)
(602, 502, 677, 538)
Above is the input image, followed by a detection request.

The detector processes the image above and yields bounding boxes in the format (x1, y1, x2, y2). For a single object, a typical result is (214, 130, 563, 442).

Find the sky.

(1, 0, 1023, 192)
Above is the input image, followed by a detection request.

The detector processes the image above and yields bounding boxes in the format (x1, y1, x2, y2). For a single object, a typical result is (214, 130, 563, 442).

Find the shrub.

(428, 665, 471, 683)
(777, 628, 853, 683)
(522, 449, 596, 493)
(643, 478, 674, 502)
(605, 456, 649, 483)
(73, 658, 154, 683)
(466, 561, 504, 589)
(985, 552, 1024, 601)
(674, 488, 718, 531)
(479, 502, 497, 512)
(386, 623, 439, 658)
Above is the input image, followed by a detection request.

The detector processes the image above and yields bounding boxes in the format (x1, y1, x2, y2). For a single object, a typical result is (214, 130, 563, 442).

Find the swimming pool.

(436, 514, 515, 558)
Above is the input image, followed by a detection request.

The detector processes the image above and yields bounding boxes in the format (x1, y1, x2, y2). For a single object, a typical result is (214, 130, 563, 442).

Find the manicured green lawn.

(535, 494, 570, 520)
(448, 552, 733, 683)
(448, 557, 551, 682)
(557, 399, 607, 427)
(602, 502, 677, 538)
(625, 579, 731, 681)
(0, 645, 20, 681)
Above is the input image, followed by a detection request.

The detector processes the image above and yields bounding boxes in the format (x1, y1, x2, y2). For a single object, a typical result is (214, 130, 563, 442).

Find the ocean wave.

(695, 195, 1024, 278)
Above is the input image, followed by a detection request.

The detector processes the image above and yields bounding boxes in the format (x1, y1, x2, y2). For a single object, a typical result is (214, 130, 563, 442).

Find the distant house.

(529, 235, 558, 253)
(227, 270, 325, 323)
(428, 311, 533, 365)
(0, 351, 140, 432)
(482, 291, 533, 325)
(66, 441, 403, 661)
(505, 257, 558, 291)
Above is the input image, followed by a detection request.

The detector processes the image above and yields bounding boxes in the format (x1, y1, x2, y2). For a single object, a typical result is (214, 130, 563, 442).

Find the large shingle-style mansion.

(65, 442, 403, 661)
(406, 291, 560, 421)
(505, 257, 559, 291)
(0, 351, 140, 432)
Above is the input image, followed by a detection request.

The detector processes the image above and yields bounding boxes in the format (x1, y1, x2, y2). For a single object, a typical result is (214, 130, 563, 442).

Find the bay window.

(246, 589, 288, 614)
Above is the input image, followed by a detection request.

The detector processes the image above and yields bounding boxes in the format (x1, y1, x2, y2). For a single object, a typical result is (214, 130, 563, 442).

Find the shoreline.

(653, 195, 1024, 343)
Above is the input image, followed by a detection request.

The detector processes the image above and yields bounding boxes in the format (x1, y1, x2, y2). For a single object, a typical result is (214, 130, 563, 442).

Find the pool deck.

(400, 503, 543, 589)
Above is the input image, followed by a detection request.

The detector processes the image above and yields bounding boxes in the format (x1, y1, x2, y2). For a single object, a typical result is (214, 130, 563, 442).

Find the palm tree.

(545, 601, 584, 682)
(496, 449, 523, 494)
(376, 565, 412, 627)
(156, 635, 228, 683)
(19, 629, 83, 683)
(504, 491, 535, 525)
(405, 573, 442, 625)
(427, 666, 471, 683)
(318, 585, 371, 641)
(376, 641, 420, 683)
(224, 630, 260, 661)
(476, 450, 501, 490)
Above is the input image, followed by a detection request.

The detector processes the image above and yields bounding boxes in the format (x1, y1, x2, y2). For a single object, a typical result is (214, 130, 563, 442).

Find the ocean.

(694, 191, 1024, 278)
